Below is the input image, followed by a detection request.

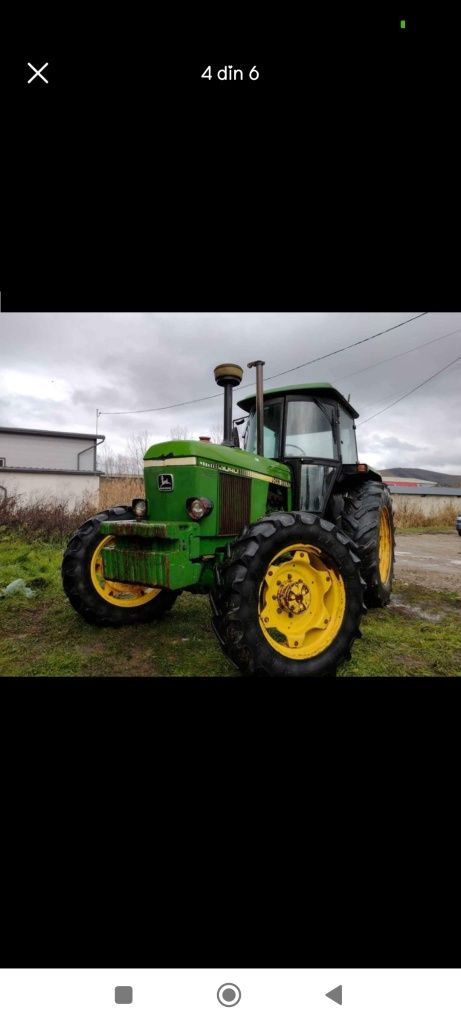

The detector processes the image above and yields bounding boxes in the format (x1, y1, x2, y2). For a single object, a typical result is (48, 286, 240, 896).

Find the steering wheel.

(285, 443, 305, 455)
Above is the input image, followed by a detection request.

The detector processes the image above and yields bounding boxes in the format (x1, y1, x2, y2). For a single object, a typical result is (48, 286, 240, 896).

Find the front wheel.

(62, 505, 179, 626)
(211, 512, 365, 677)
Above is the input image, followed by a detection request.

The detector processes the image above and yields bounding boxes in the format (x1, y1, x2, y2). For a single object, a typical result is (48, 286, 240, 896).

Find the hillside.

(381, 467, 461, 487)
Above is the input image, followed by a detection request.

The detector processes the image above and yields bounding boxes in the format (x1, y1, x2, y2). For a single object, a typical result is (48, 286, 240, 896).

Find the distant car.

(457, 513, 461, 536)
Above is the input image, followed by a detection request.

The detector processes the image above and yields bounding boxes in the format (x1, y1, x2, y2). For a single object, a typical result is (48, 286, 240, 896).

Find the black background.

(2, 7, 458, 310)
(0, 6, 460, 972)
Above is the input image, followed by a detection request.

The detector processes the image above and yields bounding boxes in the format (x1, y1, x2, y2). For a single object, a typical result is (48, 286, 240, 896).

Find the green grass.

(1, 532, 460, 678)
(337, 583, 461, 677)
(0, 531, 237, 677)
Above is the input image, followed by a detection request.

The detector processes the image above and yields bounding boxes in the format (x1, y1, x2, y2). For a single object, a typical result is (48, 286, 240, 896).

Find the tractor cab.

(237, 383, 376, 514)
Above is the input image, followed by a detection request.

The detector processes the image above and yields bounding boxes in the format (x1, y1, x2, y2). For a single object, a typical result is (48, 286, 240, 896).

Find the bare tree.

(98, 443, 133, 475)
(169, 424, 192, 440)
(98, 442, 115, 474)
(125, 431, 155, 475)
(208, 421, 224, 445)
(99, 433, 153, 477)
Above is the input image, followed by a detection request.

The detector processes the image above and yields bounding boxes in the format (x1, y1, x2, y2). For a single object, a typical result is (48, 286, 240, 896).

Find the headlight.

(186, 497, 213, 521)
(132, 498, 147, 518)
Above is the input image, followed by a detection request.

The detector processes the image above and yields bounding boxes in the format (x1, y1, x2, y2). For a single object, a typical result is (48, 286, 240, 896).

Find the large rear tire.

(62, 505, 179, 626)
(342, 481, 395, 607)
(210, 512, 365, 677)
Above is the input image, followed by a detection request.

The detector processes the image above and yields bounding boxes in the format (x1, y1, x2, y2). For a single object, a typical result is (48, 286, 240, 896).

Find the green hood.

(143, 439, 291, 485)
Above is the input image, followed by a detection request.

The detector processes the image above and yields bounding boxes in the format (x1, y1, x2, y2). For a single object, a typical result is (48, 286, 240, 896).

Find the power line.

(99, 312, 429, 417)
(360, 353, 461, 425)
(332, 325, 461, 386)
(100, 392, 222, 416)
(263, 311, 429, 383)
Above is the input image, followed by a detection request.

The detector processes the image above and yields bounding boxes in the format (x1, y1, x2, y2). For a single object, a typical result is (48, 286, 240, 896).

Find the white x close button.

(27, 62, 49, 84)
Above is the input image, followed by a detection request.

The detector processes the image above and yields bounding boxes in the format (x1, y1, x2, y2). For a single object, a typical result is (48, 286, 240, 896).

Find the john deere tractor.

(62, 361, 395, 677)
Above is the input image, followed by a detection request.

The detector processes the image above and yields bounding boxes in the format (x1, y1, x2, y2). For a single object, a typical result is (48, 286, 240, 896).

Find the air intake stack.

(214, 363, 243, 446)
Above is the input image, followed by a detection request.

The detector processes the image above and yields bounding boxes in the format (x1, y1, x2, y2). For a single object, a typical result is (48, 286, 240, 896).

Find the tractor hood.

(143, 439, 291, 486)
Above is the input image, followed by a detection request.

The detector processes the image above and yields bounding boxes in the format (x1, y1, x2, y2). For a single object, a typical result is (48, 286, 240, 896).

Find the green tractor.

(62, 361, 395, 677)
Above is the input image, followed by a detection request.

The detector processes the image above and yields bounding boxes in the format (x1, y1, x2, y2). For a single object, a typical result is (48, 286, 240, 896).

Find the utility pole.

(95, 409, 101, 472)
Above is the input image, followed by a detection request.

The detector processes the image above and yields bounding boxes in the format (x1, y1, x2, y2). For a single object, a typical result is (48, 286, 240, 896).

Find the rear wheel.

(62, 505, 179, 626)
(210, 512, 365, 677)
(342, 481, 395, 607)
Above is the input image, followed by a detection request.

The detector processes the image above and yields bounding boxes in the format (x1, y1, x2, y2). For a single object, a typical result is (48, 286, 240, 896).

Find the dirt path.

(394, 532, 461, 593)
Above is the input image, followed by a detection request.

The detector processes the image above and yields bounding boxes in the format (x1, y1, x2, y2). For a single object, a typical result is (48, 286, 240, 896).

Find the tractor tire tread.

(210, 511, 365, 678)
(62, 505, 179, 626)
(341, 481, 395, 607)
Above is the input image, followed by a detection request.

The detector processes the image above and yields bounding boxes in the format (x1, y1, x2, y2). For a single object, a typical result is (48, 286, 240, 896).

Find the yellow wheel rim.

(258, 544, 346, 660)
(378, 507, 392, 584)
(90, 535, 161, 608)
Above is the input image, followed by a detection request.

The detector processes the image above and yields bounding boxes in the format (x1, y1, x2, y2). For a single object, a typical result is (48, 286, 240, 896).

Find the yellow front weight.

(258, 544, 346, 660)
(90, 535, 161, 608)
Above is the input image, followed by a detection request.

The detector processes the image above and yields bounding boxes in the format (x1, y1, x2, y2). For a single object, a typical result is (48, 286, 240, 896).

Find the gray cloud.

(1, 312, 460, 474)
(71, 386, 125, 408)
(364, 434, 430, 454)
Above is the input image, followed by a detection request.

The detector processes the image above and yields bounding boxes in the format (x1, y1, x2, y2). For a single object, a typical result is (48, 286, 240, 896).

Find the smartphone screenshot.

(0, 6, 459, 1016)
(0, 969, 460, 1024)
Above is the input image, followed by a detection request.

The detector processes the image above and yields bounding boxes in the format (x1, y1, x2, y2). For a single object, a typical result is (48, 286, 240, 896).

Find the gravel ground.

(394, 532, 461, 593)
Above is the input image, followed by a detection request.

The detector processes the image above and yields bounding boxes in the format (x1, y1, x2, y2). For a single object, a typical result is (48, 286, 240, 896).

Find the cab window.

(245, 400, 283, 458)
(339, 406, 358, 462)
(285, 399, 337, 459)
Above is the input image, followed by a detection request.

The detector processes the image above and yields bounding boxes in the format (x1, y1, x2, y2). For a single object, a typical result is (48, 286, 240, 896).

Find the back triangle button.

(326, 985, 342, 1005)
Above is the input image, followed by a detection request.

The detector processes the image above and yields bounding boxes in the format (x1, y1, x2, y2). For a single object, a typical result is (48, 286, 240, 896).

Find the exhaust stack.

(214, 364, 243, 446)
(247, 360, 265, 456)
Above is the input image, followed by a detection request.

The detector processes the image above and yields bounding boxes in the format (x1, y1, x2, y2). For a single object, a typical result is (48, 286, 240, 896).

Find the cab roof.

(237, 383, 359, 418)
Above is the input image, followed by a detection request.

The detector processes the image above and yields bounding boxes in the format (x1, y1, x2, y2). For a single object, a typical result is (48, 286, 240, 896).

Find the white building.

(0, 427, 105, 507)
(388, 486, 461, 517)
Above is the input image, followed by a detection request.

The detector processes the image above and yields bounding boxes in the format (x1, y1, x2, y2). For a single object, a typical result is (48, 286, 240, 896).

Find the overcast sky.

(1, 312, 460, 472)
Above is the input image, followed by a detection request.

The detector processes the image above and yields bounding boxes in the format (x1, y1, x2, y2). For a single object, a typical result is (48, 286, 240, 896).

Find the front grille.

(218, 473, 251, 535)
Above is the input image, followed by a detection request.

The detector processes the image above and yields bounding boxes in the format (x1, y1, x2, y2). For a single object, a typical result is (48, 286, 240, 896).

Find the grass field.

(1, 530, 460, 678)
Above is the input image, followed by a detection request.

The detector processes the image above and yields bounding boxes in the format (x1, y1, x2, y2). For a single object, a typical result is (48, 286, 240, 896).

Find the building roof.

(388, 486, 461, 496)
(381, 478, 435, 487)
(0, 467, 102, 476)
(0, 426, 104, 441)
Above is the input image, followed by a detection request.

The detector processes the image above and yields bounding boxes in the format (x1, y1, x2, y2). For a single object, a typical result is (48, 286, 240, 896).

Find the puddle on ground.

(390, 595, 445, 622)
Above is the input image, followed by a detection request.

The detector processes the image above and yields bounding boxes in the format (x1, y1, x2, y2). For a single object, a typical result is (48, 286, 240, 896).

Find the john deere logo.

(158, 473, 174, 491)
